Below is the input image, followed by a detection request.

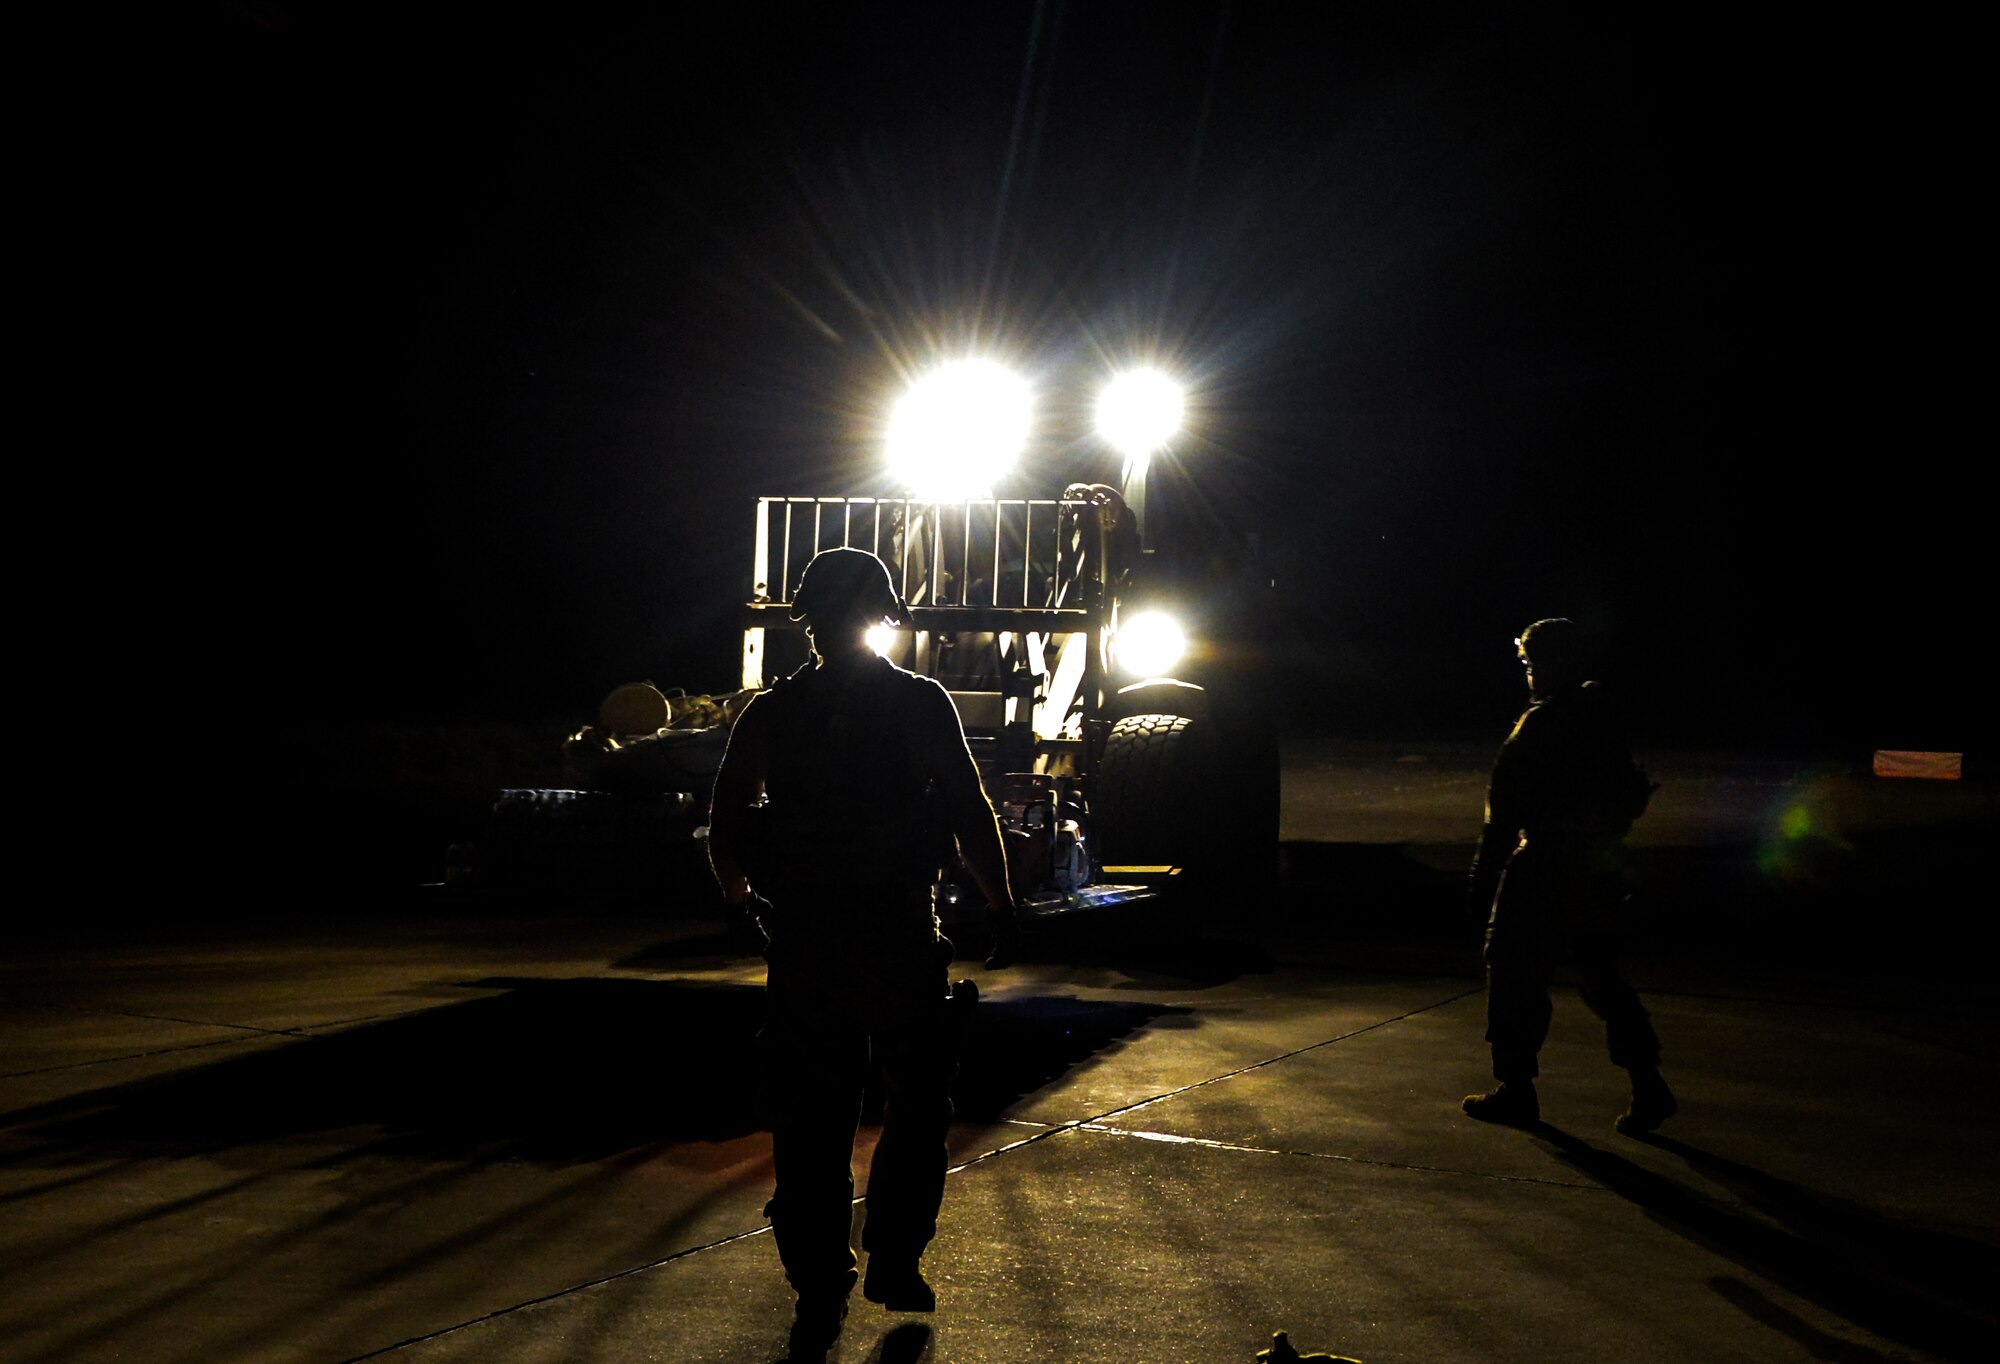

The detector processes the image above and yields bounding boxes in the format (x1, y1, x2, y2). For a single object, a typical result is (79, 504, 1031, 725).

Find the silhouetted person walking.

(1461, 618, 1675, 1134)
(708, 547, 1016, 1361)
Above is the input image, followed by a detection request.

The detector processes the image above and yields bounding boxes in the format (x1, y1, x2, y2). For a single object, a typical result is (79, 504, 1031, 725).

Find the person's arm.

(922, 686, 1014, 913)
(912, 682, 1017, 970)
(1467, 710, 1536, 916)
(953, 797, 1014, 917)
(707, 694, 773, 906)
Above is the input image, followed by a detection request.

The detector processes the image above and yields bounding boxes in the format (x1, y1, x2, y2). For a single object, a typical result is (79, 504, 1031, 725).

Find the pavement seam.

(4, 998, 310, 1036)
(942, 984, 1484, 1178)
(337, 1223, 779, 1362)
(0, 1033, 278, 1079)
(335, 986, 1491, 1356)
(951, 982, 1604, 1192)
(1095, 983, 1485, 1122)
(0, 1005, 428, 1079)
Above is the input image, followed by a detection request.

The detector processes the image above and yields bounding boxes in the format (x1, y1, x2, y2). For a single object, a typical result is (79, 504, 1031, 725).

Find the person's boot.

(1461, 1080, 1539, 1126)
(1617, 1067, 1677, 1134)
(862, 1254, 937, 1312)
(785, 1291, 848, 1361)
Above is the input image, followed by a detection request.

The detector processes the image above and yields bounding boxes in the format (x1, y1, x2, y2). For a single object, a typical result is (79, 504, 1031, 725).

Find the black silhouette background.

(139, 5, 1978, 755)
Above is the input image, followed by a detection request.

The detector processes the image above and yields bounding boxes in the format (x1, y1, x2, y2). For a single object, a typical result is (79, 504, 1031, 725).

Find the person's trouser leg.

(763, 966, 867, 1300)
(1485, 949, 1554, 1082)
(1574, 940, 1661, 1072)
(1484, 868, 1555, 1083)
(860, 1007, 956, 1262)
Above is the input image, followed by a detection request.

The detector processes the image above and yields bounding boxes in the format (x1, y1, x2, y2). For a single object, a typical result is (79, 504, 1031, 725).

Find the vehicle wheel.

(1095, 703, 1280, 915)
(1092, 711, 1207, 886)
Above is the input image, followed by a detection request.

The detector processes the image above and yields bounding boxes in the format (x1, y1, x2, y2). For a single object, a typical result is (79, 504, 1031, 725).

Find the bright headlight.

(1095, 368, 1184, 460)
(887, 360, 1032, 498)
(1114, 610, 1187, 677)
(865, 624, 899, 658)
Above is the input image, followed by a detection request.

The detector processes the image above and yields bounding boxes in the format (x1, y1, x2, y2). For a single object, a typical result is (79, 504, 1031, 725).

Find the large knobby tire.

(1094, 703, 1281, 919)
(1092, 713, 1207, 875)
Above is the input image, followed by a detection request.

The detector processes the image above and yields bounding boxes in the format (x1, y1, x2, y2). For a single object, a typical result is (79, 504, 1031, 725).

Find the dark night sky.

(163, 4, 1983, 754)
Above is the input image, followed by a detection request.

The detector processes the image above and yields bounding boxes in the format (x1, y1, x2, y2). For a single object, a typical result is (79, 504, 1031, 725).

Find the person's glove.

(983, 902, 1022, 970)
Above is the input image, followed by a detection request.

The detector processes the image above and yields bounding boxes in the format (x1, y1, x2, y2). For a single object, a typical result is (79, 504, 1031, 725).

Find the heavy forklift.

(735, 360, 1279, 937)
(453, 360, 1279, 932)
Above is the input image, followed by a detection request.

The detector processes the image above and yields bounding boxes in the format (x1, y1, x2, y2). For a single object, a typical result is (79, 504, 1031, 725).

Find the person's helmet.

(1516, 617, 1589, 673)
(789, 547, 909, 625)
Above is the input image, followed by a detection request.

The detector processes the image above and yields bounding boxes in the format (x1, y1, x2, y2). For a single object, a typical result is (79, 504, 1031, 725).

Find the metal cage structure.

(727, 471, 1283, 924)
(740, 493, 1133, 764)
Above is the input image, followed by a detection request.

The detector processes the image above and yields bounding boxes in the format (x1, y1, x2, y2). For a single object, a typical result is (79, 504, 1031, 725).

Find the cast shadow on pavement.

(1, 984, 1188, 1166)
(1009, 913, 1276, 988)
(949, 993, 1189, 1123)
(861, 1321, 932, 1363)
(619, 906, 1278, 990)
(1535, 1125, 1995, 1363)
(1, 978, 768, 1165)
(1276, 841, 1462, 931)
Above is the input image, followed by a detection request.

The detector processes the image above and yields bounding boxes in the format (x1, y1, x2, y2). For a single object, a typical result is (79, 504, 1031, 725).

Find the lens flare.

(886, 359, 1032, 497)
(1095, 368, 1184, 459)
(1115, 610, 1187, 677)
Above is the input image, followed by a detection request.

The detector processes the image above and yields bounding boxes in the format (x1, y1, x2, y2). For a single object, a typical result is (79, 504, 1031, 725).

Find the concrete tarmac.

(3, 740, 1995, 1363)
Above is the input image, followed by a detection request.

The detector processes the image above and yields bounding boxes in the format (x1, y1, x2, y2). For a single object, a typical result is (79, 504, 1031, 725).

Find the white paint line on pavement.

(339, 986, 1495, 1356)
(1064, 1121, 1604, 1189)
(945, 985, 1485, 1177)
